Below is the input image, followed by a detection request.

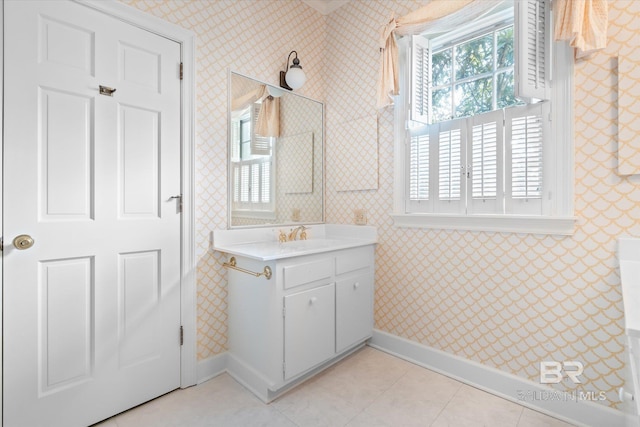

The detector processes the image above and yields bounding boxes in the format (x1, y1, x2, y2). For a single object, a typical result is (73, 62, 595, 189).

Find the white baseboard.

(370, 329, 633, 427)
(194, 333, 637, 427)
(226, 352, 276, 403)
(226, 343, 367, 403)
(196, 343, 365, 403)
(196, 352, 228, 384)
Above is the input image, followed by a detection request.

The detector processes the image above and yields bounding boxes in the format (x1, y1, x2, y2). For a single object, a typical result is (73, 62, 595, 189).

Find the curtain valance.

(377, 0, 609, 109)
(554, 0, 608, 58)
(377, 0, 500, 109)
(255, 95, 280, 137)
(231, 85, 280, 138)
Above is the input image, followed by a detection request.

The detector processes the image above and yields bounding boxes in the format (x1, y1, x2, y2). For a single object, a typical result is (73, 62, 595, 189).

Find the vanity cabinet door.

(284, 283, 335, 380)
(336, 273, 374, 353)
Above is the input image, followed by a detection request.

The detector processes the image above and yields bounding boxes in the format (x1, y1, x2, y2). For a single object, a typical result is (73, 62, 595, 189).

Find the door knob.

(13, 234, 35, 250)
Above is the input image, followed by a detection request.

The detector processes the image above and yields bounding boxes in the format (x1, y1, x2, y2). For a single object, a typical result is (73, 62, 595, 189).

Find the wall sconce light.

(279, 51, 306, 91)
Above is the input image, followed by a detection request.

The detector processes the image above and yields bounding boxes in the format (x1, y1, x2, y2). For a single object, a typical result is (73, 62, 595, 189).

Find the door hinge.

(180, 62, 183, 80)
(0, 238, 3, 251)
(180, 325, 184, 346)
(282, 306, 286, 318)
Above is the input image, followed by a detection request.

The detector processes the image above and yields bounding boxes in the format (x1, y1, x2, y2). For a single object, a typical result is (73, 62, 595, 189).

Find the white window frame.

(391, 1, 576, 235)
(230, 103, 276, 220)
(425, 8, 517, 124)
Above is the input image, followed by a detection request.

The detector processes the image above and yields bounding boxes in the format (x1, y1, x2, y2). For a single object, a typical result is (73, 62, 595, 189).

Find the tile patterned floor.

(96, 347, 575, 427)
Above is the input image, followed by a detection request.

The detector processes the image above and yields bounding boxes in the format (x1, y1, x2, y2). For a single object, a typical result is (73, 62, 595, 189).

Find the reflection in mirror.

(228, 72, 324, 227)
(618, 52, 640, 175)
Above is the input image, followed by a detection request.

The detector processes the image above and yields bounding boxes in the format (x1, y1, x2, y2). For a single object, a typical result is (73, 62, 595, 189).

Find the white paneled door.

(3, 1, 182, 426)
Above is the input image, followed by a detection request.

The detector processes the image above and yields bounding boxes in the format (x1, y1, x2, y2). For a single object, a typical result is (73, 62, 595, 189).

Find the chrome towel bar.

(223, 257, 272, 280)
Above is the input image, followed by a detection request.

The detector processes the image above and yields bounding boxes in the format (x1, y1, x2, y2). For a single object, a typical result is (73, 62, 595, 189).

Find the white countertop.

(213, 224, 377, 261)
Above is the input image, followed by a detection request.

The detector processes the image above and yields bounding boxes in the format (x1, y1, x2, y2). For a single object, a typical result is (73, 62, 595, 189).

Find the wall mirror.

(228, 71, 324, 227)
(618, 51, 640, 176)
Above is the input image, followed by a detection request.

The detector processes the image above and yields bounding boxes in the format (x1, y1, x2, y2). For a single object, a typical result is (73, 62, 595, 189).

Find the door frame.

(0, 0, 198, 422)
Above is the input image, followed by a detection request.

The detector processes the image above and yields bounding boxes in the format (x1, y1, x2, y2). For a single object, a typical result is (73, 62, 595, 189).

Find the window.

(393, 0, 576, 235)
(430, 21, 518, 123)
(231, 102, 275, 219)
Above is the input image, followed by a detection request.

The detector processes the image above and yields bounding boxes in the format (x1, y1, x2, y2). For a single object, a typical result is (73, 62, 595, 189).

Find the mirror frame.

(227, 69, 325, 229)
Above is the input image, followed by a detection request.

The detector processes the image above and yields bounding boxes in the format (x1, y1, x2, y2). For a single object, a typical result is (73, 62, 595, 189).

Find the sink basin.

(213, 225, 377, 260)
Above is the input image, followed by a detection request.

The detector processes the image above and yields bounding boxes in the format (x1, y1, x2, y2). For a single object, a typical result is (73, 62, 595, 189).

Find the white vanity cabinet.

(283, 283, 335, 380)
(335, 247, 375, 353)
(224, 243, 375, 403)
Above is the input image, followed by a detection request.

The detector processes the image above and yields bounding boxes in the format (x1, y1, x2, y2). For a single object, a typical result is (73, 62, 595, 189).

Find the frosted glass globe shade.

(285, 67, 306, 90)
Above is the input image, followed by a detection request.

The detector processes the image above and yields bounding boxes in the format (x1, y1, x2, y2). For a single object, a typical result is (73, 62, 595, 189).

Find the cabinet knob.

(309, 297, 317, 305)
(354, 282, 360, 290)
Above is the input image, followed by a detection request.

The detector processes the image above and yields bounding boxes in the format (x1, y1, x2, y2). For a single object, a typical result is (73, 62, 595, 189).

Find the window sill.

(390, 213, 577, 236)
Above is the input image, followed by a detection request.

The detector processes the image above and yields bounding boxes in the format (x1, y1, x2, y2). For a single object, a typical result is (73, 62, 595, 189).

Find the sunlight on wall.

(122, 0, 640, 409)
(121, 0, 326, 359)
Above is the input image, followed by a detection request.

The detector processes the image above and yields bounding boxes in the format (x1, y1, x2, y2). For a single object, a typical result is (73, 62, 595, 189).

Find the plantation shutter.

(231, 119, 241, 208)
(410, 35, 431, 124)
(409, 126, 429, 201)
(469, 109, 504, 214)
(239, 164, 250, 204)
(514, 0, 550, 101)
(251, 103, 272, 155)
(231, 120, 241, 161)
(505, 102, 549, 214)
(433, 118, 466, 214)
(232, 164, 240, 203)
(438, 129, 461, 201)
(233, 159, 272, 209)
(261, 160, 271, 203)
(250, 164, 260, 203)
(406, 124, 432, 212)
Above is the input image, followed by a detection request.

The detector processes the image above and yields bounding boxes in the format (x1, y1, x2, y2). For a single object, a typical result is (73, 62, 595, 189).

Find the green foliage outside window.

(431, 25, 520, 123)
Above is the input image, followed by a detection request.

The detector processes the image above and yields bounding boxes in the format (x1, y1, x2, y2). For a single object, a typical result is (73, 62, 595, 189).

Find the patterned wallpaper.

(277, 92, 324, 223)
(324, 0, 638, 410)
(121, 0, 639, 410)
(120, 0, 327, 358)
